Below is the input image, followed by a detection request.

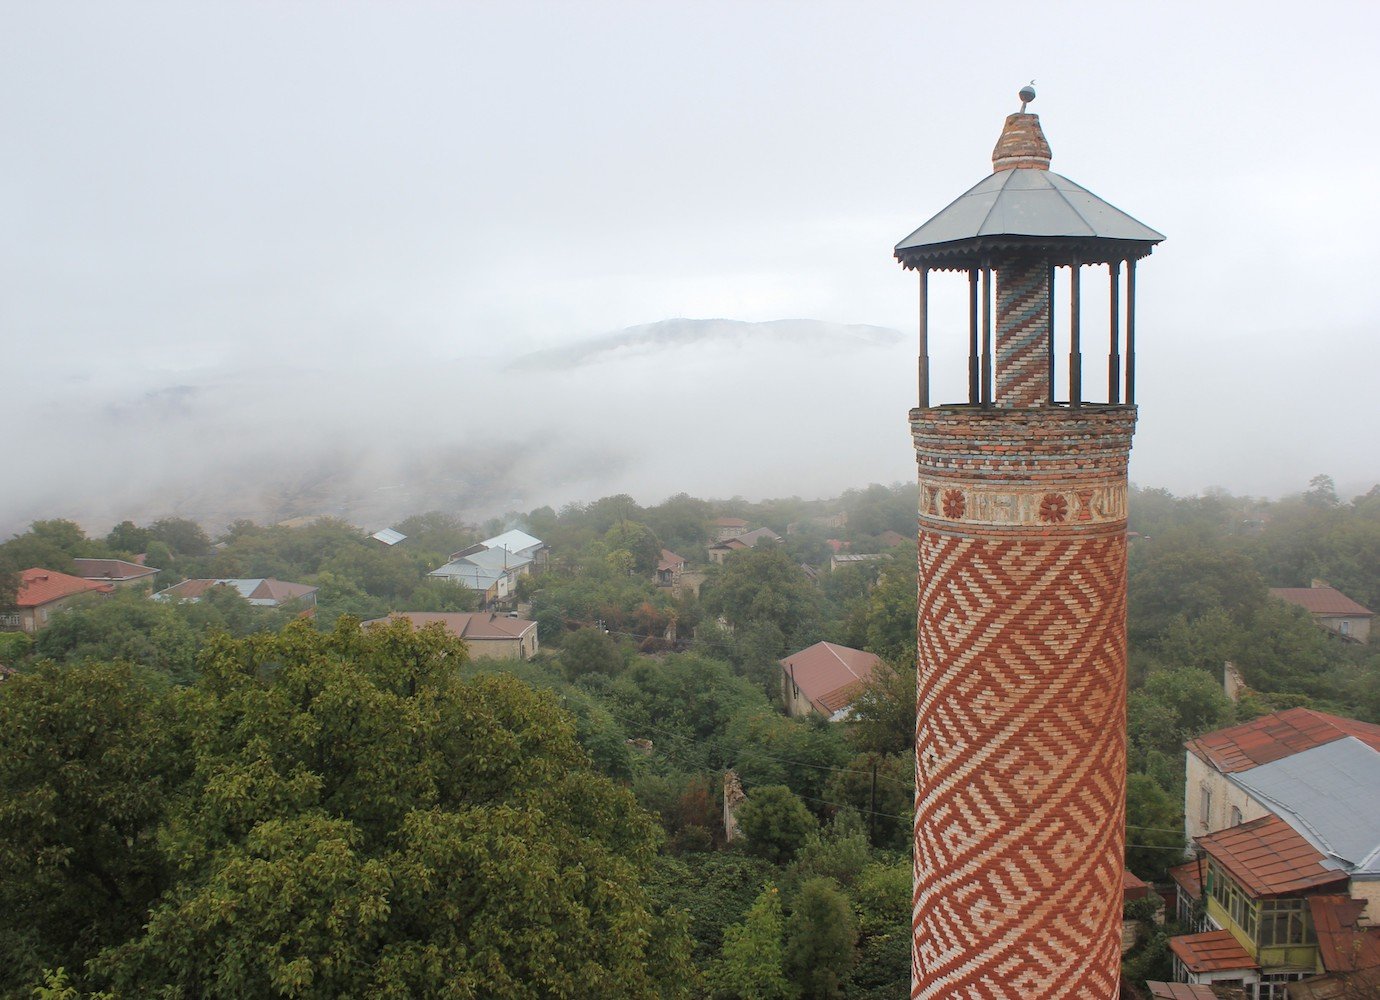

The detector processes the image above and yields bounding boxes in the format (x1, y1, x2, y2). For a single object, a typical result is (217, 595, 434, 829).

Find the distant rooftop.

(1270, 584, 1373, 617)
(371, 528, 407, 546)
(781, 641, 880, 718)
(71, 557, 159, 581)
(1186, 707, 1380, 774)
(480, 529, 543, 555)
(365, 611, 535, 641)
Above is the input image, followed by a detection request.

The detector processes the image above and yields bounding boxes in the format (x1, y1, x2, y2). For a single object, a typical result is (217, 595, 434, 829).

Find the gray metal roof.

(894, 168, 1164, 269)
(1231, 737, 1380, 874)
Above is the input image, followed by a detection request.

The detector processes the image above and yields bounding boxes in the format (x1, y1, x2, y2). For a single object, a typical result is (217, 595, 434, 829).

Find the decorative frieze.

(919, 478, 1127, 530)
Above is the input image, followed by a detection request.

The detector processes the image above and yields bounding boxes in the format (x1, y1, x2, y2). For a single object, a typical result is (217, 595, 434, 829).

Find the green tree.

(28, 619, 694, 997)
(561, 627, 624, 680)
(1125, 773, 1185, 882)
(104, 520, 151, 555)
(783, 877, 856, 999)
(147, 517, 213, 557)
(701, 547, 823, 646)
(606, 520, 664, 575)
(846, 658, 916, 756)
(0, 662, 181, 993)
(709, 883, 797, 1000)
(738, 785, 818, 865)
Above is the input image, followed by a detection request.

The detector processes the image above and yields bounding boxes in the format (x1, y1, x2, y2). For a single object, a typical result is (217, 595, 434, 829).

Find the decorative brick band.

(912, 529, 1128, 999)
(911, 405, 1137, 483)
(919, 478, 1126, 532)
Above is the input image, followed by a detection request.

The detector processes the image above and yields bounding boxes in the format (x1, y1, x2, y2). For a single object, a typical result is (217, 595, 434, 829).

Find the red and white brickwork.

(912, 405, 1135, 999)
(994, 258, 1051, 409)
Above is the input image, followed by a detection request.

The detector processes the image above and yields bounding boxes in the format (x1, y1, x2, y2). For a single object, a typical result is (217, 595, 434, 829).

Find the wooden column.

(1069, 260, 1082, 407)
(1126, 260, 1137, 405)
(981, 262, 992, 407)
(918, 269, 930, 408)
(968, 268, 980, 404)
(1108, 260, 1122, 405)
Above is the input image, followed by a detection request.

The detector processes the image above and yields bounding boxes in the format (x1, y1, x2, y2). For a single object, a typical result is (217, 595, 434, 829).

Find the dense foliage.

(2, 473, 1377, 996)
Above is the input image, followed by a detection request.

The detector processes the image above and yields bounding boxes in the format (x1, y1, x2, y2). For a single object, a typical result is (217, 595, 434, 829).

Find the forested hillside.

(1, 476, 1376, 997)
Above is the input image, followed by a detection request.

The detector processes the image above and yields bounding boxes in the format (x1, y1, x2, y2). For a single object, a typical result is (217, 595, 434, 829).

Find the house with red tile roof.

(708, 527, 781, 565)
(655, 549, 685, 587)
(1168, 709, 1380, 997)
(2, 568, 113, 633)
(1269, 581, 1373, 643)
(363, 611, 538, 661)
(780, 641, 879, 721)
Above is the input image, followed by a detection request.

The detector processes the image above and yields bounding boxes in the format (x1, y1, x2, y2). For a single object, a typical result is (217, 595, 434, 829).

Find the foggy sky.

(4, 2, 1379, 536)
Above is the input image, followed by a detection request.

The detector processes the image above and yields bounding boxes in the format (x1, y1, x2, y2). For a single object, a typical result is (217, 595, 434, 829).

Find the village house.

(430, 546, 532, 605)
(480, 529, 548, 571)
(710, 516, 749, 542)
(1268, 581, 1373, 644)
(365, 611, 539, 661)
(1167, 709, 1380, 998)
(71, 557, 160, 589)
(2, 568, 113, 633)
(708, 527, 781, 565)
(779, 641, 879, 721)
(656, 549, 685, 586)
(153, 578, 318, 610)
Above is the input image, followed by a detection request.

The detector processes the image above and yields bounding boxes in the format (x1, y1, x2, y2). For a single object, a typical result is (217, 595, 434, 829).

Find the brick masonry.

(994, 258, 1050, 409)
(911, 403, 1135, 999)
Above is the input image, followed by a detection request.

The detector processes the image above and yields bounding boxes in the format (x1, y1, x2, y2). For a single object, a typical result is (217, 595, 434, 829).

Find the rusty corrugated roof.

(1168, 930, 1258, 974)
(1309, 895, 1380, 973)
(1145, 983, 1222, 1000)
(1198, 815, 1349, 898)
(1169, 860, 1203, 901)
(1186, 707, 1380, 773)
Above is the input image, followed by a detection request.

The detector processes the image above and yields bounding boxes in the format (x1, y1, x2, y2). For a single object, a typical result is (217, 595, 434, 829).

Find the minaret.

(895, 87, 1164, 999)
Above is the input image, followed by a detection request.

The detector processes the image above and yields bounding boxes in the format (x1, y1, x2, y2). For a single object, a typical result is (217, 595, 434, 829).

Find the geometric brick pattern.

(912, 528, 1128, 999)
(994, 258, 1051, 409)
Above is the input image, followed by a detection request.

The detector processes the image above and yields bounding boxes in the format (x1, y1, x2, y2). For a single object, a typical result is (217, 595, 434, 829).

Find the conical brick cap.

(992, 113, 1051, 171)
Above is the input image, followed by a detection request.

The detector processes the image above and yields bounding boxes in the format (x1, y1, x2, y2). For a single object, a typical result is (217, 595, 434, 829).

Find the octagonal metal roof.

(895, 167, 1165, 270)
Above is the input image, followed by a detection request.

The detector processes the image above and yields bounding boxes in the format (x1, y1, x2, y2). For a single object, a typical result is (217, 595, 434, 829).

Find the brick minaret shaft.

(910, 113, 1135, 999)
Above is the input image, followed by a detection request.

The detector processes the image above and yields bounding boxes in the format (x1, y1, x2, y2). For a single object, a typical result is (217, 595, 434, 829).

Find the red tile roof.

(1270, 585, 1373, 617)
(1168, 930, 1258, 974)
(1123, 869, 1153, 901)
(657, 549, 685, 572)
(1310, 895, 1380, 973)
(1169, 860, 1203, 902)
(781, 641, 880, 716)
(72, 558, 159, 581)
(16, 568, 113, 607)
(1186, 707, 1380, 773)
(1198, 815, 1349, 898)
(1145, 983, 1222, 1000)
(366, 612, 536, 641)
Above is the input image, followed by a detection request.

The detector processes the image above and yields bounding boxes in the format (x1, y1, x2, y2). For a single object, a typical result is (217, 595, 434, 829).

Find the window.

(1259, 971, 1308, 999)
(1258, 899, 1313, 947)
(1231, 806, 1243, 826)
(1340, 620, 1351, 635)
(1208, 861, 1257, 939)
(1200, 784, 1213, 828)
